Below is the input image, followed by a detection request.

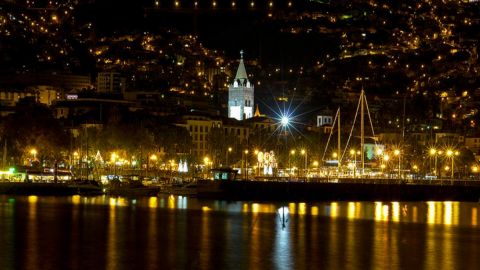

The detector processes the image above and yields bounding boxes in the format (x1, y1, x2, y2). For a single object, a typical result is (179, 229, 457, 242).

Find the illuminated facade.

(228, 50, 254, 121)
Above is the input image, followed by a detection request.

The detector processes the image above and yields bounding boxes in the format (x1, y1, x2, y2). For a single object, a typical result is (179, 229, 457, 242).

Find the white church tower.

(228, 50, 254, 120)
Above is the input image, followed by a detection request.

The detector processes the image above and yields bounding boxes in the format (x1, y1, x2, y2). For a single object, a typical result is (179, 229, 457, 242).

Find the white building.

(317, 115, 333, 127)
(228, 50, 254, 120)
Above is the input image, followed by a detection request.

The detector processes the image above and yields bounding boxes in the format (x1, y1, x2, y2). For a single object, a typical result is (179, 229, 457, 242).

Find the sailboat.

(323, 89, 378, 177)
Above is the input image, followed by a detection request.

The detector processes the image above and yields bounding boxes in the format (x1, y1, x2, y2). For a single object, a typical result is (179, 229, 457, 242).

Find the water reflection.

(26, 195, 39, 270)
(274, 208, 292, 270)
(106, 195, 118, 270)
(1, 195, 480, 269)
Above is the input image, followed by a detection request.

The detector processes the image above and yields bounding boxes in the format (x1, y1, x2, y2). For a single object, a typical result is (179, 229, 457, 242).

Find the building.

(0, 73, 92, 92)
(175, 113, 223, 158)
(317, 115, 333, 127)
(228, 50, 254, 120)
(0, 86, 59, 106)
(97, 72, 126, 94)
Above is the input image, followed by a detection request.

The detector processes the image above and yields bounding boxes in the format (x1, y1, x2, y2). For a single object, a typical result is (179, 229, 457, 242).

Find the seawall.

(197, 180, 480, 202)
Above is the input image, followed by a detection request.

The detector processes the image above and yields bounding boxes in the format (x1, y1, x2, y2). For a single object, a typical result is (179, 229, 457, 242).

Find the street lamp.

(445, 149, 459, 181)
(429, 148, 437, 176)
(243, 150, 249, 180)
(300, 149, 307, 178)
(393, 149, 401, 179)
(383, 154, 390, 177)
(289, 149, 296, 177)
(226, 147, 232, 167)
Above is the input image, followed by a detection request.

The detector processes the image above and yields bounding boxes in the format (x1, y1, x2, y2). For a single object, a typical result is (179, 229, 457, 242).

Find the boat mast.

(337, 108, 341, 172)
(360, 89, 365, 174)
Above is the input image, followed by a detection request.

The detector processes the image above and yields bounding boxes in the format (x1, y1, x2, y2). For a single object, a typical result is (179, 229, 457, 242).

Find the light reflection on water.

(0, 195, 480, 269)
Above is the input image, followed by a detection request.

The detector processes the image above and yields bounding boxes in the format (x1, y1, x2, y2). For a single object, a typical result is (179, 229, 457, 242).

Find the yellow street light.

(150, 154, 158, 161)
(110, 152, 117, 162)
(290, 149, 296, 155)
(445, 149, 458, 179)
(313, 161, 319, 167)
(429, 147, 438, 176)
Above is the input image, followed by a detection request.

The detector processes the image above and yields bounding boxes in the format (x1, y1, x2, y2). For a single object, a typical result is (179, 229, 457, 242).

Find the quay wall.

(197, 180, 480, 202)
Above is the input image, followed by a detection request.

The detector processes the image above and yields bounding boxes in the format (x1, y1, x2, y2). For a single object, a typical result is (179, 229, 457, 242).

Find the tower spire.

(254, 104, 261, 117)
(228, 50, 254, 120)
(235, 50, 248, 80)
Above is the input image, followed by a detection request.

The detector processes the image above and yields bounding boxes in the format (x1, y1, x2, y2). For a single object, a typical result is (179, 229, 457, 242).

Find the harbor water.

(0, 195, 479, 269)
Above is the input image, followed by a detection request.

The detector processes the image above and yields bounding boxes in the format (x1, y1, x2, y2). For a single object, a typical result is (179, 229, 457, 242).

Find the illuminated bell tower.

(228, 50, 254, 120)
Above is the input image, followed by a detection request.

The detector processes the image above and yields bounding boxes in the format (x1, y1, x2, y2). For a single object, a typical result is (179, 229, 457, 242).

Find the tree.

(0, 102, 68, 165)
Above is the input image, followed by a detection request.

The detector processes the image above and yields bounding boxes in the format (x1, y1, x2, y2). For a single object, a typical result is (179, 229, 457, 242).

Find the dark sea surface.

(1, 195, 479, 270)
